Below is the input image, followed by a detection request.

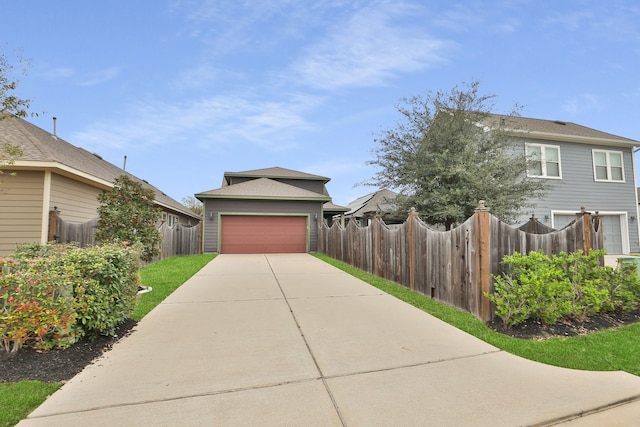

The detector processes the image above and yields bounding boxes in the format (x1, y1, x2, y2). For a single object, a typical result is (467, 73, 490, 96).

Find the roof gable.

(0, 114, 200, 220)
(196, 177, 330, 201)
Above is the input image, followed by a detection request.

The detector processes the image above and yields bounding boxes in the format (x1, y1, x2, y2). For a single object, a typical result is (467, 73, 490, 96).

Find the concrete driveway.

(18, 254, 640, 426)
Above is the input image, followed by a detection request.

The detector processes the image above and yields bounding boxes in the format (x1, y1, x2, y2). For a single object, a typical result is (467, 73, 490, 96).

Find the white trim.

(41, 170, 52, 243)
(551, 210, 630, 254)
(633, 151, 640, 250)
(592, 149, 625, 183)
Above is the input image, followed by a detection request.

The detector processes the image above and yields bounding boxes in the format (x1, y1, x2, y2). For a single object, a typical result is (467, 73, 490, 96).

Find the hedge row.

(0, 242, 141, 353)
(487, 250, 640, 328)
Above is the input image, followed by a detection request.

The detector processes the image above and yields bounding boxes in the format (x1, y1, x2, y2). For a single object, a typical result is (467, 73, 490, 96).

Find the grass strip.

(314, 253, 640, 376)
(134, 254, 216, 320)
(0, 381, 61, 427)
(3, 254, 216, 426)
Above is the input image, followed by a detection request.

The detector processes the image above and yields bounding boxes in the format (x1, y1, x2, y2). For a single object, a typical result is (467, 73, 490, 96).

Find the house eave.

(11, 161, 201, 220)
(195, 194, 330, 202)
(9, 160, 113, 189)
(508, 129, 640, 148)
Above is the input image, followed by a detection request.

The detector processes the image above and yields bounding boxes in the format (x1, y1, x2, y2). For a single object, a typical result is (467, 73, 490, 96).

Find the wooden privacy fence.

(318, 203, 604, 322)
(49, 210, 202, 262)
(155, 221, 202, 260)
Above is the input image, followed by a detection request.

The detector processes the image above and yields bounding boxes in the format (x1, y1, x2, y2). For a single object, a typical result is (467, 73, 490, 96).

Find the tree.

(181, 196, 203, 217)
(95, 175, 162, 262)
(367, 80, 548, 229)
(0, 50, 31, 182)
(1, 49, 34, 118)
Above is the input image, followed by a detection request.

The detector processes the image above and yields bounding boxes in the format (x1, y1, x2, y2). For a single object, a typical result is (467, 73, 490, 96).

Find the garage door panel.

(221, 216, 307, 254)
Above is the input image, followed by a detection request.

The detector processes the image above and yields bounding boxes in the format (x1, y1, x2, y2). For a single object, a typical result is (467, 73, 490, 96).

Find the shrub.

(95, 175, 162, 262)
(63, 243, 141, 337)
(0, 258, 78, 353)
(1, 242, 141, 353)
(487, 249, 640, 328)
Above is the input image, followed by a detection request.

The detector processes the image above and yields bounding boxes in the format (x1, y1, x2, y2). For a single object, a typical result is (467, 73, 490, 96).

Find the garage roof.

(196, 177, 331, 201)
(222, 166, 330, 186)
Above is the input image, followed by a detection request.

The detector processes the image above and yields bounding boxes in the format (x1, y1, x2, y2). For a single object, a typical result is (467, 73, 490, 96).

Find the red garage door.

(221, 216, 307, 254)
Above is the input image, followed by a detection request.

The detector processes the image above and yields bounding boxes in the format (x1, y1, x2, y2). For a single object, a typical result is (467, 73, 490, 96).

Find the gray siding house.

(499, 116, 640, 254)
(195, 167, 345, 253)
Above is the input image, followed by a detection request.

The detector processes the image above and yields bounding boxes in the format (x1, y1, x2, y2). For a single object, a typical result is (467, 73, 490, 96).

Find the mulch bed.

(0, 319, 137, 383)
(488, 308, 640, 340)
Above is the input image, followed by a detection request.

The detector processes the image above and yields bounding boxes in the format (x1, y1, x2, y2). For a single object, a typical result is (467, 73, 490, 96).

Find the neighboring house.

(0, 113, 201, 255)
(343, 189, 401, 226)
(494, 114, 640, 255)
(195, 167, 346, 253)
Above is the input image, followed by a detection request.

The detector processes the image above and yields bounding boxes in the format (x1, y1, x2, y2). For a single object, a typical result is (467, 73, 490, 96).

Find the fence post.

(475, 200, 491, 322)
(528, 214, 536, 234)
(408, 207, 417, 291)
(576, 206, 592, 255)
(48, 208, 59, 242)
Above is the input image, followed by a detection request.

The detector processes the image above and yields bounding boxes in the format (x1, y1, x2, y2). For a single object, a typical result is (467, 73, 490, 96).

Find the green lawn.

(314, 253, 640, 376)
(134, 254, 216, 320)
(1, 254, 216, 427)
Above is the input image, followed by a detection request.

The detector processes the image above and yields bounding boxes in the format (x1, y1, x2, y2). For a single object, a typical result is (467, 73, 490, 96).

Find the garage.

(221, 215, 308, 254)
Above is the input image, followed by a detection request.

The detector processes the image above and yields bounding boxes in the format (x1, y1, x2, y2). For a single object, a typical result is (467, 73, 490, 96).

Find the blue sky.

(2, 1, 640, 206)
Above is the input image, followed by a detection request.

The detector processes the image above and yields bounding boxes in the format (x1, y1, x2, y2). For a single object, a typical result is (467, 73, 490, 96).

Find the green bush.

(61, 243, 141, 337)
(1, 242, 141, 353)
(487, 249, 640, 328)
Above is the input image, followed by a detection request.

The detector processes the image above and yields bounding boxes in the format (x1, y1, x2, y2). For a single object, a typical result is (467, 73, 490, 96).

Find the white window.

(592, 150, 624, 182)
(526, 143, 561, 178)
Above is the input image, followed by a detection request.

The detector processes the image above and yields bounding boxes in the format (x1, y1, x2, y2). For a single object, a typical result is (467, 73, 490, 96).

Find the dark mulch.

(488, 308, 640, 340)
(0, 319, 138, 383)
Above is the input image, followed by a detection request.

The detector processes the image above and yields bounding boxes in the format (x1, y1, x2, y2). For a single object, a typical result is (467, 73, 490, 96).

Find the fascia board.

(10, 160, 113, 188)
(506, 129, 640, 147)
(196, 194, 330, 202)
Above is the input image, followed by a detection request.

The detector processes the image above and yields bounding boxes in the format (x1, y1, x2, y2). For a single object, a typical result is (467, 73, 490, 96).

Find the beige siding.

(0, 171, 45, 255)
(50, 173, 101, 222)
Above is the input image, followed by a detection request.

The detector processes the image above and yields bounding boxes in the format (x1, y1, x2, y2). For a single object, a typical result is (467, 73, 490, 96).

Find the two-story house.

(495, 115, 639, 255)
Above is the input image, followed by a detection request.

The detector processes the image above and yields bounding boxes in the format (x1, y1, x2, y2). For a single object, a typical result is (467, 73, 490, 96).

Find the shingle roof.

(345, 189, 398, 216)
(0, 114, 200, 220)
(489, 114, 639, 146)
(323, 201, 349, 213)
(196, 177, 331, 201)
(222, 166, 330, 186)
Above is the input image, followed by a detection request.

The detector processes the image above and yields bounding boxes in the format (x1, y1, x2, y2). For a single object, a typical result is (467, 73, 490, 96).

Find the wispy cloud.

(72, 91, 320, 152)
(562, 93, 604, 116)
(543, 5, 640, 41)
(78, 66, 123, 87)
(290, 3, 452, 90)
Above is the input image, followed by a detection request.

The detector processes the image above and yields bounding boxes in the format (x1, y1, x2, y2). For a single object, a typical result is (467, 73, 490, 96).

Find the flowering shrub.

(1, 242, 141, 353)
(0, 259, 77, 353)
(487, 250, 640, 328)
